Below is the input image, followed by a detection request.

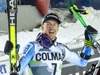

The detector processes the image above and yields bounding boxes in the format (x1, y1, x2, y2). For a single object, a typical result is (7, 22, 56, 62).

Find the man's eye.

(47, 23, 51, 26)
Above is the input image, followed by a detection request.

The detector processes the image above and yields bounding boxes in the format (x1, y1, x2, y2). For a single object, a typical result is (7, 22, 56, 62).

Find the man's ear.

(41, 24, 44, 30)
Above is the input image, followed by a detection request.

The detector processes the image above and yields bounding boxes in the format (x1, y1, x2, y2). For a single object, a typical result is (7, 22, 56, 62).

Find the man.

(5, 13, 98, 75)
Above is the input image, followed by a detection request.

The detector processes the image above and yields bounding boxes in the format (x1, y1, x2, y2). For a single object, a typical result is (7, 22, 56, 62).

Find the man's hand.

(4, 41, 13, 55)
(4, 41, 20, 55)
(84, 25, 98, 47)
(80, 25, 98, 60)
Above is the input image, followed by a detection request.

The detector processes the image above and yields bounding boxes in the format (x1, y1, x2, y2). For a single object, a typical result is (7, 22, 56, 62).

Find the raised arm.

(64, 25, 98, 67)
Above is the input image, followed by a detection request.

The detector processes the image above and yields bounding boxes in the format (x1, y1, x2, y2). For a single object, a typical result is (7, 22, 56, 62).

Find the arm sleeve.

(18, 42, 35, 75)
(80, 46, 91, 60)
(63, 46, 88, 67)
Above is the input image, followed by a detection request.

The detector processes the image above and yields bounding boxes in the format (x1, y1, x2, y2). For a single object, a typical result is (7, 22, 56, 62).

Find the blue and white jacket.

(18, 40, 91, 75)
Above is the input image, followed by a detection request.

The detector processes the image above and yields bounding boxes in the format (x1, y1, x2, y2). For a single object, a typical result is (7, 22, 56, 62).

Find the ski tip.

(71, 4, 78, 9)
(82, 10, 89, 15)
(85, 10, 89, 14)
(73, 4, 77, 8)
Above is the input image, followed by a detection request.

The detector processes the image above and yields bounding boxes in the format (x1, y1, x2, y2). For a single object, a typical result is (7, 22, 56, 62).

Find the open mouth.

(49, 31, 55, 34)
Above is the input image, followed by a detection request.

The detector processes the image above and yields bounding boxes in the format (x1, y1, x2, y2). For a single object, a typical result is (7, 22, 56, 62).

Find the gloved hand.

(80, 25, 98, 60)
(4, 41, 13, 55)
(84, 25, 98, 47)
(4, 41, 20, 55)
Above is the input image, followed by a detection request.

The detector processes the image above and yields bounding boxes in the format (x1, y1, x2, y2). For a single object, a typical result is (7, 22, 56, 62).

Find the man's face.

(41, 19, 59, 40)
